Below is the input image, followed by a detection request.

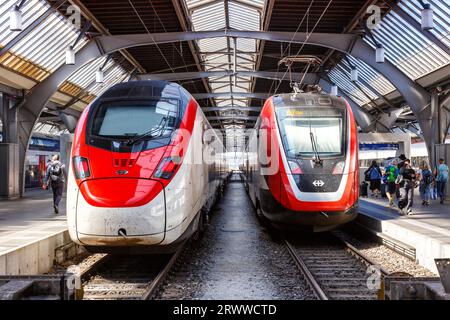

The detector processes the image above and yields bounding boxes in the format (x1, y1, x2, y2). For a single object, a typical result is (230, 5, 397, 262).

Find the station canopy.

(0, 0, 449, 145)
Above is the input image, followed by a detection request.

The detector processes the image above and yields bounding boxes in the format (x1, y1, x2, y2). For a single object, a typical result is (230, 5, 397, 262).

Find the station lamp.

(331, 85, 338, 96)
(95, 55, 111, 83)
(375, 44, 385, 63)
(65, 21, 93, 66)
(9, 0, 26, 31)
(96, 68, 104, 83)
(421, 3, 434, 30)
(65, 46, 75, 65)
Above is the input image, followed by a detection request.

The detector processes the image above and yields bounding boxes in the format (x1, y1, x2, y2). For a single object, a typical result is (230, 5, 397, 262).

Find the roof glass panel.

(0, 0, 88, 75)
(368, 2, 450, 79)
(184, 0, 264, 123)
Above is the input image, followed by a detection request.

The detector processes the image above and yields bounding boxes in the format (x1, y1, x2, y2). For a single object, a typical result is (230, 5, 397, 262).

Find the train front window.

(276, 108, 345, 159)
(91, 100, 178, 139)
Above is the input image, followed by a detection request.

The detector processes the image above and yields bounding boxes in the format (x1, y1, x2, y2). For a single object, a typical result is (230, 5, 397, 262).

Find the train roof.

(98, 80, 192, 102)
(272, 92, 347, 108)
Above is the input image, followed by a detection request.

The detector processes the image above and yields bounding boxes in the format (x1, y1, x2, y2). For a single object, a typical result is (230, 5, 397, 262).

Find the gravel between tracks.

(334, 230, 436, 277)
(157, 179, 316, 300)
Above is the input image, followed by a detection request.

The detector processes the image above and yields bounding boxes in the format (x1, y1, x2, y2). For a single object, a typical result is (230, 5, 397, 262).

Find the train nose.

(79, 178, 163, 207)
(74, 178, 166, 245)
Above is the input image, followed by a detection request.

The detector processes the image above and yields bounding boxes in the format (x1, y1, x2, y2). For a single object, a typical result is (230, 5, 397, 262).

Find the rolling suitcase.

(360, 181, 368, 197)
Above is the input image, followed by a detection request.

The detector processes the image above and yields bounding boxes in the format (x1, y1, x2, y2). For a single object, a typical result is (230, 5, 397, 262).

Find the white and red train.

(67, 81, 228, 253)
(243, 92, 359, 232)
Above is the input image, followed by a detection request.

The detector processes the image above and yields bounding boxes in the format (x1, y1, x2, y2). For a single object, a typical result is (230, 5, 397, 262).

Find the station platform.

(357, 194, 450, 274)
(0, 189, 70, 275)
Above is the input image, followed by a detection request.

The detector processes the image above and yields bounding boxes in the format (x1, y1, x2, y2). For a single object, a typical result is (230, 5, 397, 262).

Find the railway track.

(78, 248, 183, 300)
(284, 232, 388, 300)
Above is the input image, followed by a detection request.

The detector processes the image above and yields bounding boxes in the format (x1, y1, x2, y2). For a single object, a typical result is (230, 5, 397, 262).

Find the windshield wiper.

(309, 131, 323, 166)
(125, 117, 168, 146)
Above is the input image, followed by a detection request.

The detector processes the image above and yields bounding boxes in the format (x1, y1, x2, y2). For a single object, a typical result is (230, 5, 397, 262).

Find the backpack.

(50, 162, 62, 182)
(370, 167, 381, 180)
(437, 164, 449, 182)
(385, 166, 397, 183)
(422, 169, 432, 185)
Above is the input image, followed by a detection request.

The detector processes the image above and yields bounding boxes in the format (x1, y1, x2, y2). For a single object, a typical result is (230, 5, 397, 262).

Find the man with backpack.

(396, 159, 416, 215)
(384, 160, 398, 207)
(364, 160, 382, 198)
(435, 158, 449, 204)
(43, 154, 67, 214)
(418, 161, 433, 206)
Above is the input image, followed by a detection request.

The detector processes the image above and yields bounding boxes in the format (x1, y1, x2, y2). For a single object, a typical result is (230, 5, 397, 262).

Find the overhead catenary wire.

(273, 0, 334, 95)
(267, 0, 316, 95)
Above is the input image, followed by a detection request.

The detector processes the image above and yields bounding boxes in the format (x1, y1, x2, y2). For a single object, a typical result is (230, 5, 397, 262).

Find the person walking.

(435, 158, 449, 204)
(43, 154, 67, 214)
(418, 161, 433, 206)
(365, 160, 382, 198)
(396, 159, 416, 215)
(384, 160, 399, 207)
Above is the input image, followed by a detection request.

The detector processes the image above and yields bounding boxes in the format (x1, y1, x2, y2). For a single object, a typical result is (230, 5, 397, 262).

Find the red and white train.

(67, 81, 228, 253)
(243, 92, 359, 232)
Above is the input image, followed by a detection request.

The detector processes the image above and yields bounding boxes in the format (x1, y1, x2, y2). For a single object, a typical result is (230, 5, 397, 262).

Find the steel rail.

(142, 245, 185, 300)
(284, 239, 329, 300)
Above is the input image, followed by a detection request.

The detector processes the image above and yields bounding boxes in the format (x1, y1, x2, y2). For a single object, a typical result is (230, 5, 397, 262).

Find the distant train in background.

(0, 133, 60, 188)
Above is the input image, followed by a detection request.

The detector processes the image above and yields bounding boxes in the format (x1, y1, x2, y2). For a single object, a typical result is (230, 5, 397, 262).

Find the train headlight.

(332, 161, 345, 174)
(153, 156, 180, 179)
(288, 160, 302, 174)
(73, 156, 91, 179)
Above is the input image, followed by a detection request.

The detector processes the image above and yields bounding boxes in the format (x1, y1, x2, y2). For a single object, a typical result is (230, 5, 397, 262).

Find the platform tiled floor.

(360, 191, 450, 233)
(358, 193, 450, 272)
(0, 189, 67, 256)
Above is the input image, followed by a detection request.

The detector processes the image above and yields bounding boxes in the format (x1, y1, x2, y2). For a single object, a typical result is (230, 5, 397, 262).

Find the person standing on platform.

(43, 154, 67, 214)
(397, 154, 406, 169)
(365, 160, 382, 198)
(435, 158, 449, 204)
(396, 159, 416, 215)
(418, 161, 433, 206)
(384, 160, 399, 207)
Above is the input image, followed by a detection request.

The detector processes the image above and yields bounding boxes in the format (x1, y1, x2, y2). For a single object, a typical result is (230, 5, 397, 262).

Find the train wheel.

(193, 210, 207, 241)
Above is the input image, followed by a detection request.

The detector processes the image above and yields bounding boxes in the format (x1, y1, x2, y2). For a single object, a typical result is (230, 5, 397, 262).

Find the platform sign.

(359, 143, 399, 151)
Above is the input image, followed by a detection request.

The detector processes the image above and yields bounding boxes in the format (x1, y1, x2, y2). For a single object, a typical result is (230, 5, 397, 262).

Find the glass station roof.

(185, 0, 265, 129)
(0, 0, 449, 135)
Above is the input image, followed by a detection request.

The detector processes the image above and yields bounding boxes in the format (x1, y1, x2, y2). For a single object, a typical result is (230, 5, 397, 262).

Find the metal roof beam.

(194, 92, 270, 99)
(138, 71, 318, 83)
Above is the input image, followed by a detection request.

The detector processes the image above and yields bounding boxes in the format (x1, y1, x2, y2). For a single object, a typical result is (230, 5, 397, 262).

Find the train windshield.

(91, 99, 178, 139)
(276, 107, 345, 158)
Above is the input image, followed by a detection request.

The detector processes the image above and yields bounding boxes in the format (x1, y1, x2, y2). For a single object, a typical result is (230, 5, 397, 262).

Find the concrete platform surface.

(0, 189, 69, 275)
(358, 195, 450, 273)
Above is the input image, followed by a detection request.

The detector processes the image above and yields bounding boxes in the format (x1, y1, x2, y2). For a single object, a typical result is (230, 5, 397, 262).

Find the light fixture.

(331, 85, 338, 96)
(9, 6, 23, 31)
(421, 3, 434, 30)
(376, 44, 385, 63)
(95, 68, 104, 83)
(65, 46, 75, 65)
(350, 67, 358, 82)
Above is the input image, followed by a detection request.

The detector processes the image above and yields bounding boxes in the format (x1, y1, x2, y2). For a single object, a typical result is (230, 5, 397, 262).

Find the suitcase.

(360, 181, 368, 197)
(381, 183, 387, 198)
